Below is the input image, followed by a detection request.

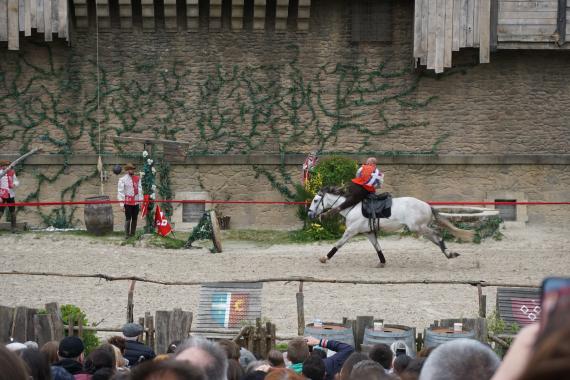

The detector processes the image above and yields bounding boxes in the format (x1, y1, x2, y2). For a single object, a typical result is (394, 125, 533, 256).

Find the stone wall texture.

(1, 0, 569, 229)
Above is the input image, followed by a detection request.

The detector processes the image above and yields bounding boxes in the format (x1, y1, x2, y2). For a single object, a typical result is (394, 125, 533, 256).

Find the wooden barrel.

(363, 324, 416, 357)
(424, 327, 476, 348)
(84, 195, 114, 236)
(304, 323, 355, 347)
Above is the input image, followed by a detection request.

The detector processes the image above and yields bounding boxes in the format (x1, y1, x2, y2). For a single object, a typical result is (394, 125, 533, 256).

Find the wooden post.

(67, 314, 74, 336)
(11, 307, 29, 342)
(297, 0, 310, 31)
(479, 295, 487, 318)
(77, 315, 83, 338)
(127, 280, 136, 323)
(138, 317, 145, 342)
(478, 0, 491, 63)
(354, 316, 374, 352)
(416, 332, 423, 352)
(231, 0, 244, 30)
(118, 0, 132, 29)
(556, 0, 567, 46)
(0, 0, 8, 41)
(0, 306, 15, 343)
(489, 0, 498, 51)
(209, 0, 222, 29)
(186, 0, 199, 30)
(253, 0, 266, 30)
(45, 303, 64, 341)
(7, 0, 18, 49)
(296, 281, 305, 336)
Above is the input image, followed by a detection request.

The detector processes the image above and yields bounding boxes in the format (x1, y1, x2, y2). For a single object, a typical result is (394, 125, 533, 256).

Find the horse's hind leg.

(419, 226, 459, 259)
(366, 232, 386, 268)
(319, 228, 358, 264)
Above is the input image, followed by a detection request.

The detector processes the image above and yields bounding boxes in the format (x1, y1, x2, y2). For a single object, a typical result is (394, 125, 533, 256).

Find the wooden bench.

(496, 287, 541, 328)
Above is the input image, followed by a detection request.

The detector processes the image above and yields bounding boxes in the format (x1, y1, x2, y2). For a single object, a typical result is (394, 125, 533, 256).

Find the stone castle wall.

(1, 0, 569, 229)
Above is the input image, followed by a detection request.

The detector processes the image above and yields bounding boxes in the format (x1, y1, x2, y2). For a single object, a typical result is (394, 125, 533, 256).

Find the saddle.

(362, 192, 392, 219)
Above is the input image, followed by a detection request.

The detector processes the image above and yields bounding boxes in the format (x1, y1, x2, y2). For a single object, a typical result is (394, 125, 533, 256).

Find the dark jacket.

(51, 365, 75, 380)
(320, 339, 355, 380)
(53, 358, 84, 375)
(124, 340, 156, 366)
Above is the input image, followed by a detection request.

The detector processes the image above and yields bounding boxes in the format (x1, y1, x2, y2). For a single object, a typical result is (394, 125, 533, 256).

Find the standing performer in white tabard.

(0, 160, 20, 233)
(118, 163, 143, 238)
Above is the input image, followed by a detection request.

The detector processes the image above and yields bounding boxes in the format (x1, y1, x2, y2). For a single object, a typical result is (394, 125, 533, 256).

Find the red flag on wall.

(154, 205, 172, 237)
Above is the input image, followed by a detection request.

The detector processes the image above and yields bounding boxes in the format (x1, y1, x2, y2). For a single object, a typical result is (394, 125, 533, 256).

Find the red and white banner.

(141, 194, 151, 217)
(154, 205, 172, 237)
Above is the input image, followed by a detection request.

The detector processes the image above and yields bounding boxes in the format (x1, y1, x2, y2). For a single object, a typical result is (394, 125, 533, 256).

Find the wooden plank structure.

(193, 282, 263, 340)
(155, 309, 193, 354)
(496, 287, 542, 328)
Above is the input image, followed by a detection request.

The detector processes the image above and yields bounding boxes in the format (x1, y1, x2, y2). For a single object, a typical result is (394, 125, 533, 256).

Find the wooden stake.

(296, 281, 305, 336)
(127, 280, 136, 323)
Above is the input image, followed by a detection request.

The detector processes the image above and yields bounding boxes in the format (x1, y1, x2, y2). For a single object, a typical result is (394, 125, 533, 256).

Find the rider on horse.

(322, 157, 384, 217)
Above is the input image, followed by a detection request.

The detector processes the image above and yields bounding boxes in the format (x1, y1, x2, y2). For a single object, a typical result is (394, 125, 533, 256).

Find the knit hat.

(122, 322, 143, 338)
(58, 336, 85, 358)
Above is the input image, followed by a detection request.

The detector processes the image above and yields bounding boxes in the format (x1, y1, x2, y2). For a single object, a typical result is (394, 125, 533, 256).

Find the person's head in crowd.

(265, 368, 305, 380)
(110, 344, 128, 369)
(107, 336, 127, 354)
(399, 358, 426, 380)
(391, 340, 410, 358)
(218, 339, 241, 360)
(153, 354, 172, 362)
(310, 346, 327, 360)
(24, 341, 39, 350)
(349, 360, 392, 380)
(0, 345, 29, 380)
(338, 352, 369, 380)
(167, 340, 182, 354)
(393, 354, 412, 376)
(416, 346, 435, 358)
(6, 342, 28, 353)
(267, 349, 285, 368)
(239, 347, 258, 369)
(245, 360, 271, 375)
(41, 341, 60, 364)
(96, 344, 117, 366)
(368, 343, 393, 371)
(287, 338, 310, 365)
(227, 358, 245, 380)
(122, 323, 144, 341)
(58, 336, 85, 362)
(83, 347, 115, 379)
(419, 339, 500, 380)
(174, 336, 228, 380)
(302, 352, 326, 380)
(131, 359, 206, 380)
(18, 348, 52, 380)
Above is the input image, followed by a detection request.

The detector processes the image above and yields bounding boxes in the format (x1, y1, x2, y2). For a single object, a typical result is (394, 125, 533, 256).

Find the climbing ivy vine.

(0, 41, 444, 225)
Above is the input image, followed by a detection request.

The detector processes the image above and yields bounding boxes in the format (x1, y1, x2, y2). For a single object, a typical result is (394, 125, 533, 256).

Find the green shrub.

(60, 304, 100, 355)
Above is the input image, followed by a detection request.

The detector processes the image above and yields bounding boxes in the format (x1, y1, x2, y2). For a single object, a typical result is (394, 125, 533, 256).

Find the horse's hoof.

(376, 262, 386, 268)
(448, 252, 460, 258)
(319, 256, 328, 264)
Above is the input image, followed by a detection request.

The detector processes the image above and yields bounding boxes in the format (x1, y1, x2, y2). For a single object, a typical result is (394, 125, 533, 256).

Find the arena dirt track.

(1, 225, 568, 338)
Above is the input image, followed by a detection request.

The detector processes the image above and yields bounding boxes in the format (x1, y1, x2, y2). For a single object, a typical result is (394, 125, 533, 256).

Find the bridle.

(311, 191, 343, 217)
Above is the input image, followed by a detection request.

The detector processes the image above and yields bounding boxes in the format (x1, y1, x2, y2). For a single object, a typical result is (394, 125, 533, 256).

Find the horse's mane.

(321, 186, 346, 196)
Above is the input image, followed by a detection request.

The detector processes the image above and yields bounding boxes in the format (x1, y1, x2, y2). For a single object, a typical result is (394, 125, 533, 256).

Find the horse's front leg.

(366, 232, 386, 268)
(319, 228, 359, 264)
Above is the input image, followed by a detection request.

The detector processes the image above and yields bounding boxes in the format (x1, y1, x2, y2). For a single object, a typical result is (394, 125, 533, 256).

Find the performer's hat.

(124, 163, 136, 171)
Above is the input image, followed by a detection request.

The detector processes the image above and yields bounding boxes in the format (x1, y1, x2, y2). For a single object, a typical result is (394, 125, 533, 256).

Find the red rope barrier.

(0, 199, 569, 207)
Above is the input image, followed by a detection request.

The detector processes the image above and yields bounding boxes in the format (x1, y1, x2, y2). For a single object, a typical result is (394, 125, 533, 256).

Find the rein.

(314, 192, 343, 217)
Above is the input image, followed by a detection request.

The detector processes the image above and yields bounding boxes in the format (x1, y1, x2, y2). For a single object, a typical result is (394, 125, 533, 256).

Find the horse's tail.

(431, 208, 475, 242)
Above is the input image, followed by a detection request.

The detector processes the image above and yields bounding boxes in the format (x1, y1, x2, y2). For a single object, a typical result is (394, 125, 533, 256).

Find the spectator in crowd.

(174, 336, 228, 380)
(81, 347, 116, 380)
(392, 354, 412, 376)
(239, 347, 257, 370)
(167, 340, 182, 354)
(243, 360, 271, 380)
(390, 341, 411, 359)
(218, 340, 241, 361)
(18, 348, 52, 380)
(41, 341, 61, 364)
(107, 336, 127, 357)
(122, 323, 156, 366)
(6, 342, 28, 352)
(0, 345, 29, 380)
(286, 338, 310, 374)
(265, 368, 305, 380)
(302, 352, 326, 380)
(349, 360, 393, 380)
(368, 344, 393, 372)
(53, 336, 88, 376)
(419, 339, 500, 380)
(130, 359, 205, 380)
(399, 358, 425, 380)
(301, 336, 354, 380)
(337, 352, 368, 380)
(227, 358, 245, 380)
(267, 350, 285, 368)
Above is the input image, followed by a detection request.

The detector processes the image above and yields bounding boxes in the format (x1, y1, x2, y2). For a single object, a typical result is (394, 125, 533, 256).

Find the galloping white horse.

(307, 188, 474, 267)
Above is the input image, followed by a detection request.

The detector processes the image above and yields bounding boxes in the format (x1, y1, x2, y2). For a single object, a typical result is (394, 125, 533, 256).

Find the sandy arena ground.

(0, 225, 568, 339)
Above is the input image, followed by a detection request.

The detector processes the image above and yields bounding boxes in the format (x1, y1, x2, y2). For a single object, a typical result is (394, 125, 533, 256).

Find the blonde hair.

(112, 345, 127, 368)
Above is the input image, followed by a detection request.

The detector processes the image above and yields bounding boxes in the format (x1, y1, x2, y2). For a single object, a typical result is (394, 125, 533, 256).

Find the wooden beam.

(297, 0, 310, 31)
(435, 0, 446, 72)
(43, 0, 51, 40)
(444, 0, 453, 67)
(50, 0, 57, 34)
(8, 0, 19, 49)
(164, 0, 177, 31)
(118, 0, 132, 29)
(74, 0, 88, 29)
(275, 0, 288, 31)
(186, 0, 198, 30)
(231, 0, 244, 30)
(452, 0, 460, 50)
(97, 0, 111, 29)
(0, 0, 8, 41)
(253, 0, 266, 31)
(30, 0, 35, 28)
(36, 0, 43, 32)
(427, 0, 437, 69)
(490, 0, 498, 50)
(414, 0, 425, 59)
(479, 0, 491, 63)
(556, 0, 567, 45)
(24, 0, 31, 35)
(57, 0, 67, 38)
(209, 0, 222, 30)
(141, 0, 155, 31)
